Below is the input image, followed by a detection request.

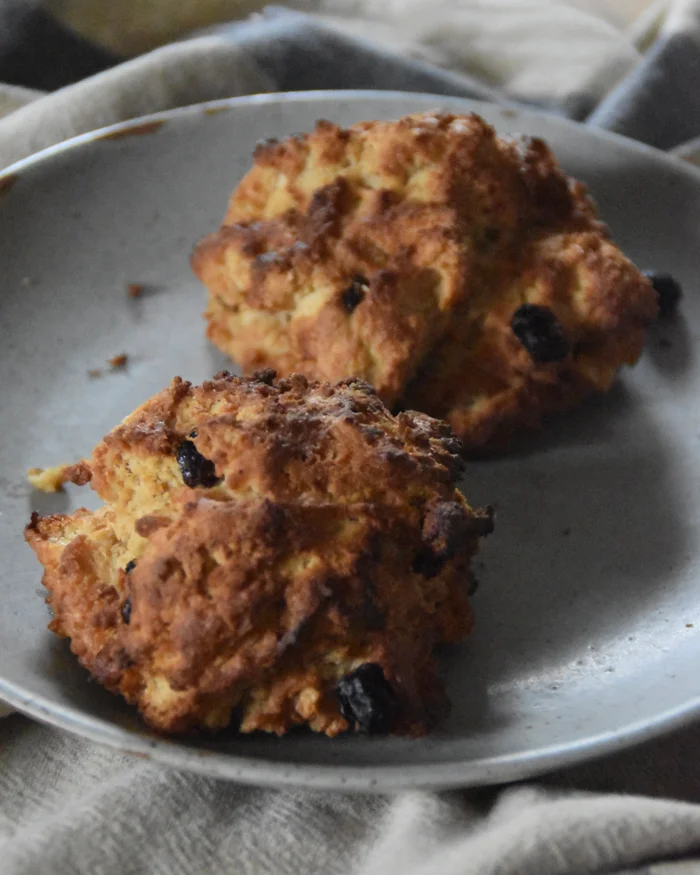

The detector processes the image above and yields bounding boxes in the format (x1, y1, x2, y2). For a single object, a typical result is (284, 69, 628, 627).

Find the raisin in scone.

(191, 111, 657, 451)
(25, 371, 493, 736)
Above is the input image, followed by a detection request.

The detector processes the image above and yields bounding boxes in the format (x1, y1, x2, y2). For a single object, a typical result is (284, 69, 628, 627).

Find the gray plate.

(1, 91, 699, 792)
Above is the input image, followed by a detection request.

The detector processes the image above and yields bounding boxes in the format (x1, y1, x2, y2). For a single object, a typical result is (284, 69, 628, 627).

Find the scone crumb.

(27, 465, 71, 493)
(28, 460, 92, 493)
(108, 353, 128, 369)
(126, 283, 143, 298)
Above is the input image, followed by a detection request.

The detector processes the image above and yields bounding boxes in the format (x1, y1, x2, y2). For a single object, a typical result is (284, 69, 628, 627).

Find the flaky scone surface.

(192, 112, 657, 450)
(26, 371, 492, 736)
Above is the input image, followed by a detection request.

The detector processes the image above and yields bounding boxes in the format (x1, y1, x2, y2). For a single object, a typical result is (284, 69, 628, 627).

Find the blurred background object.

(0, 0, 691, 160)
(0, 0, 663, 113)
(43, 0, 662, 57)
(0, 0, 689, 162)
(45, 0, 267, 55)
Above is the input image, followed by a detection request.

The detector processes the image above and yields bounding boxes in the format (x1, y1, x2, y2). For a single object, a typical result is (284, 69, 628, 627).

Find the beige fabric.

(0, 83, 42, 121)
(0, 36, 273, 170)
(46, 0, 645, 108)
(44, 0, 663, 54)
(4, 714, 700, 874)
(0, 0, 653, 170)
(45, 0, 271, 54)
(672, 136, 700, 164)
(317, 0, 645, 107)
(664, 0, 700, 31)
(44, 0, 659, 56)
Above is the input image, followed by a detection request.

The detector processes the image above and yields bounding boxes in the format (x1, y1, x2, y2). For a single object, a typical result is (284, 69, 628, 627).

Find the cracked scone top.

(191, 111, 658, 450)
(25, 371, 493, 736)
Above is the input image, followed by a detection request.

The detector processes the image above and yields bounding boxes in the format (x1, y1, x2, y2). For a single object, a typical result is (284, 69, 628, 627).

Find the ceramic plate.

(1, 91, 699, 791)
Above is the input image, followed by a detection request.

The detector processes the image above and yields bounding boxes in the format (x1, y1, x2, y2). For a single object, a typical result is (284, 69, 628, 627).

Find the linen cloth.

(3, 2, 700, 873)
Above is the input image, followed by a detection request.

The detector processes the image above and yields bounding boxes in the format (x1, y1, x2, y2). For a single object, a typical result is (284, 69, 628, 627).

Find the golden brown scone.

(191, 112, 658, 451)
(25, 371, 493, 736)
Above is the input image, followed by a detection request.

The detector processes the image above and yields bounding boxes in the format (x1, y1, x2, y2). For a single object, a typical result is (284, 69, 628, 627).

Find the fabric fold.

(0, 34, 273, 170)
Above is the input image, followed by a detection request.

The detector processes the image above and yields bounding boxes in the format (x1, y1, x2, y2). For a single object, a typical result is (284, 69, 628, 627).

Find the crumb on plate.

(27, 461, 91, 493)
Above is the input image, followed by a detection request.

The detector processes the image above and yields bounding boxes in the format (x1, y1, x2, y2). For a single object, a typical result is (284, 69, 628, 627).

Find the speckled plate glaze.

(1, 91, 699, 792)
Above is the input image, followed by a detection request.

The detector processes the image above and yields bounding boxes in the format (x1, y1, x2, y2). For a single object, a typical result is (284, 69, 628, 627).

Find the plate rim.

(3, 87, 700, 187)
(3, 88, 700, 791)
(4, 676, 699, 792)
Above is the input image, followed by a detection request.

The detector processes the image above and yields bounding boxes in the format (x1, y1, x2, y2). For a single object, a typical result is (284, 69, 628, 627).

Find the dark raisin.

(251, 368, 277, 385)
(412, 548, 444, 579)
(222, 704, 244, 733)
(477, 227, 501, 250)
(124, 559, 136, 574)
(336, 663, 397, 734)
(176, 439, 220, 488)
(341, 275, 368, 313)
(511, 304, 569, 362)
(643, 271, 682, 317)
(121, 598, 131, 624)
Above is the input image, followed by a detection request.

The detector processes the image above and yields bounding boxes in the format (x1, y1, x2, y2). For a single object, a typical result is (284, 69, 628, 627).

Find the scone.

(191, 111, 658, 451)
(25, 371, 493, 736)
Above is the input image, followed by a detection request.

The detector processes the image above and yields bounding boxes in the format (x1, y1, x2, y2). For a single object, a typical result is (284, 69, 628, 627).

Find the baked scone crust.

(192, 112, 657, 450)
(26, 371, 492, 736)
